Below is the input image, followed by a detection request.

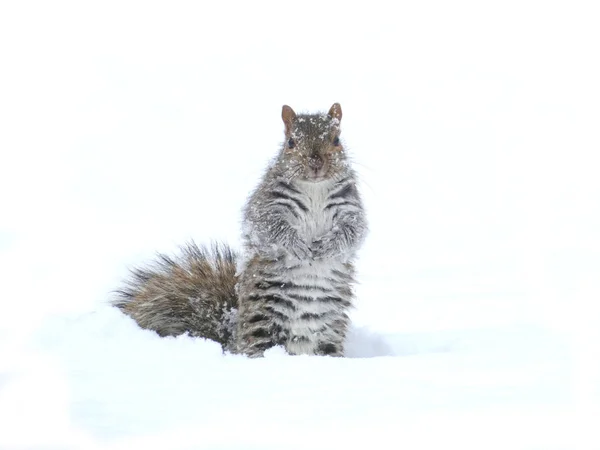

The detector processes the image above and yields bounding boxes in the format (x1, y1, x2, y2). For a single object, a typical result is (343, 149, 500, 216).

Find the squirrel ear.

(328, 103, 342, 122)
(282, 105, 296, 135)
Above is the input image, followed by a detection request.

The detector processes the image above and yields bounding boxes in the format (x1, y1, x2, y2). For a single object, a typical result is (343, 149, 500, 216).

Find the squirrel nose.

(308, 155, 324, 171)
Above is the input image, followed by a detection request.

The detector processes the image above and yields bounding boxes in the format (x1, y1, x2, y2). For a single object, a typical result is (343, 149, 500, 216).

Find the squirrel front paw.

(311, 235, 339, 259)
(288, 237, 313, 260)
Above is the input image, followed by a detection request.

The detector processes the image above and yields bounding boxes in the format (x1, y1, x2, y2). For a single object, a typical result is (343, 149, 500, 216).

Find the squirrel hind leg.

(316, 342, 344, 357)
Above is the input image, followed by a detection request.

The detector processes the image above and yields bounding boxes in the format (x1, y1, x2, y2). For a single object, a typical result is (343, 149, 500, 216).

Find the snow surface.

(1, 1, 600, 449)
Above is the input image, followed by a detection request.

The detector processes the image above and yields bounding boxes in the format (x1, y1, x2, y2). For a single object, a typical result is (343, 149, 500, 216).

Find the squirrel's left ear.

(328, 103, 342, 122)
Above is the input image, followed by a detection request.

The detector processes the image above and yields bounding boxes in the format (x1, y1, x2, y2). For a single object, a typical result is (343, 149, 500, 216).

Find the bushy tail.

(113, 242, 238, 350)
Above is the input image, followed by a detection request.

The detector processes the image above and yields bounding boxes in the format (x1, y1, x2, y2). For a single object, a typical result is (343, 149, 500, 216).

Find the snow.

(0, 309, 581, 449)
(1, 0, 600, 449)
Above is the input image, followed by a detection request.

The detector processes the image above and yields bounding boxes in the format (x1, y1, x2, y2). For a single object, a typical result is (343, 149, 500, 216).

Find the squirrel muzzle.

(306, 154, 329, 180)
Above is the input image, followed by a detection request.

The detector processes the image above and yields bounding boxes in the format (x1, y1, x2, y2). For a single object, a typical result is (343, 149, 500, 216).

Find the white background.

(1, 1, 599, 448)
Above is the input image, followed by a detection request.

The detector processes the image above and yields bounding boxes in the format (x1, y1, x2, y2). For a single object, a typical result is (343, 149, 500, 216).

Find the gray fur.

(236, 105, 367, 357)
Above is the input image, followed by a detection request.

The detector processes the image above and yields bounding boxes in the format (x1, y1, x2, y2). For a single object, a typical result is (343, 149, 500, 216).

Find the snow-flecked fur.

(113, 104, 367, 357)
(236, 104, 367, 356)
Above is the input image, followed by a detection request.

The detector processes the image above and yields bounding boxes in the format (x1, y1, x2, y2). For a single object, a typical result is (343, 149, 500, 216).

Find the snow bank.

(2, 306, 593, 449)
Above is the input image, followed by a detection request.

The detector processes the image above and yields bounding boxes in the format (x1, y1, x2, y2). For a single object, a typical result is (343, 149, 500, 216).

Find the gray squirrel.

(113, 103, 368, 357)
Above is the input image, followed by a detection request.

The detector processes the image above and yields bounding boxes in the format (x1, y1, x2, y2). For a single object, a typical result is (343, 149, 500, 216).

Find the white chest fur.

(294, 179, 335, 241)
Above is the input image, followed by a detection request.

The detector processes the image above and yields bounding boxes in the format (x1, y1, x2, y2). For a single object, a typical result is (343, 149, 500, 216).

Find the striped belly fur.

(237, 173, 365, 357)
(236, 254, 355, 357)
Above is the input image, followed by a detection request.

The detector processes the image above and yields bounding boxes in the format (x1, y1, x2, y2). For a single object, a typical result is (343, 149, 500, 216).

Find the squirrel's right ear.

(328, 103, 342, 122)
(282, 105, 296, 135)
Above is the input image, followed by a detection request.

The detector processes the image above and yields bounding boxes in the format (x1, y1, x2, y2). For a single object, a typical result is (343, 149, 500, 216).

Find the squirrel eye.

(288, 138, 295, 148)
(333, 136, 340, 146)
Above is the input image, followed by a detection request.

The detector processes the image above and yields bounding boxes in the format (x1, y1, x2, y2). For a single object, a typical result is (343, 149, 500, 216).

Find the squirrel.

(113, 103, 368, 357)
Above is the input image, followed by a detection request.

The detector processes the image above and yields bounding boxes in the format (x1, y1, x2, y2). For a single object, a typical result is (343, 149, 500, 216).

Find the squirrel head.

(279, 103, 347, 182)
